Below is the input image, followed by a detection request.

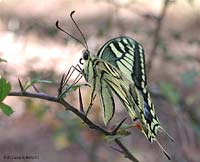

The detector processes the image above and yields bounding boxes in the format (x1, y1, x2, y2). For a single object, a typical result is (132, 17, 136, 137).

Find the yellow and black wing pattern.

(84, 55, 138, 125)
(97, 36, 161, 143)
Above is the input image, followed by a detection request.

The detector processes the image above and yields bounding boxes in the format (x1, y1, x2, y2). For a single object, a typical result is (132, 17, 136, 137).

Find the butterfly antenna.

(70, 10, 88, 50)
(56, 20, 85, 48)
(155, 139, 171, 160)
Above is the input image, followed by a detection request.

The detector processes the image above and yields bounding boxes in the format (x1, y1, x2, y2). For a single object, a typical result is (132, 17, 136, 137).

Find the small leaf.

(35, 79, 53, 84)
(0, 58, 7, 63)
(59, 83, 86, 99)
(104, 131, 131, 142)
(116, 129, 131, 136)
(0, 102, 14, 116)
(118, 123, 134, 130)
(0, 77, 11, 102)
(105, 135, 124, 142)
(66, 83, 83, 92)
(24, 79, 53, 91)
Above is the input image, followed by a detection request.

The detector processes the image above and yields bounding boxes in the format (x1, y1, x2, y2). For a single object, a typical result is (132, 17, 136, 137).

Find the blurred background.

(0, 0, 200, 162)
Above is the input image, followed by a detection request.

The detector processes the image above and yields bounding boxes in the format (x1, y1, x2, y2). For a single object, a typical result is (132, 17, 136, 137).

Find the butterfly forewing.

(97, 36, 147, 94)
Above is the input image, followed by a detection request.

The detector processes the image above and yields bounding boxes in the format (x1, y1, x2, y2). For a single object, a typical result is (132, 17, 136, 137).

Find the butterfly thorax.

(83, 53, 95, 84)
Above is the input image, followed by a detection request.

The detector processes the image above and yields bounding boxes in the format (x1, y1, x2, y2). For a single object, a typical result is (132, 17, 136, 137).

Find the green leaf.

(159, 82, 180, 105)
(0, 77, 11, 102)
(104, 131, 131, 142)
(0, 58, 7, 63)
(24, 79, 53, 91)
(0, 102, 14, 116)
(181, 70, 199, 87)
(59, 83, 87, 99)
(66, 83, 84, 93)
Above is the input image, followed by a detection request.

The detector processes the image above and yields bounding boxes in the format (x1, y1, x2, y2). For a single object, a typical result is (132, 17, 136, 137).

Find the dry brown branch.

(8, 91, 139, 162)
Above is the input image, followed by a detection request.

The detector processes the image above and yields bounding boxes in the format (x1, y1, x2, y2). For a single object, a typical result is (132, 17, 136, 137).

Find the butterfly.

(56, 11, 173, 160)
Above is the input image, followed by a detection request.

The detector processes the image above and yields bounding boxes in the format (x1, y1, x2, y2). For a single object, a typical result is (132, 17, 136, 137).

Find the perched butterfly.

(56, 11, 173, 160)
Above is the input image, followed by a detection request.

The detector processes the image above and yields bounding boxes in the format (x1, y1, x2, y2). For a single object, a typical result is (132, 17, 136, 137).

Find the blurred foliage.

(187, 0, 196, 6)
(28, 69, 59, 82)
(56, 111, 82, 140)
(25, 99, 49, 119)
(171, 31, 182, 40)
(25, 98, 82, 150)
(158, 81, 181, 105)
(163, 54, 196, 63)
(157, 39, 167, 53)
(97, 20, 112, 37)
(0, 58, 7, 63)
(181, 69, 199, 87)
(53, 111, 82, 150)
(27, 69, 60, 93)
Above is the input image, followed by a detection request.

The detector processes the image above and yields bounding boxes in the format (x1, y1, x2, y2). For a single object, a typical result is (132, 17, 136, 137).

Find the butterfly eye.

(83, 50, 89, 60)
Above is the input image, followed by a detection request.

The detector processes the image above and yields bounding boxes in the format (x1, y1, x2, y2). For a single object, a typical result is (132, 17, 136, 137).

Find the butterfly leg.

(85, 88, 97, 116)
(58, 64, 83, 98)
(82, 88, 96, 123)
(78, 87, 84, 113)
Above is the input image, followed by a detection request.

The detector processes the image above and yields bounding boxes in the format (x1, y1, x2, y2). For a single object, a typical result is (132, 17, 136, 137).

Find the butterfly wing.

(84, 55, 137, 125)
(97, 36, 147, 94)
(98, 78, 115, 125)
(97, 36, 160, 142)
(94, 59, 138, 123)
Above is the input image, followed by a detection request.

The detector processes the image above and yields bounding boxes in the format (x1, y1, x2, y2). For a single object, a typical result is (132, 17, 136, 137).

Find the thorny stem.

(8, 91, 139, 162)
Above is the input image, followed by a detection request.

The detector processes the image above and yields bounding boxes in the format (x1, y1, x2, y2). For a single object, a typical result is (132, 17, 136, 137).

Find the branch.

(8, 91, 139, 162)
(115, 139, 139, 162)
(147, 0, 171, 74)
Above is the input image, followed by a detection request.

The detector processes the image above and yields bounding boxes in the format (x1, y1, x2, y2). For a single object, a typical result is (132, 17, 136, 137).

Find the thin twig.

(115, 139, 139, 162)
(147, 0, 171, 74)
(8, 91, 139, 162)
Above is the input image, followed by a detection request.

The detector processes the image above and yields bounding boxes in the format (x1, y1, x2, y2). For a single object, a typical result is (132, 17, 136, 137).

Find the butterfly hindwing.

(95, 59, 138, 123)
(99, 79, 115, 125)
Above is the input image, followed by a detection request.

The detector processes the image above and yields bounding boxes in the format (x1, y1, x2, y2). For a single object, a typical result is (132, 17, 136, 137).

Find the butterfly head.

(83, 49, 90, 60)
(79, 49, 90, 64)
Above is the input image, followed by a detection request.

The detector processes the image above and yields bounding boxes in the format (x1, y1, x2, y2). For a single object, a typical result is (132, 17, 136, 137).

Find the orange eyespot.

(134, 122, 142, 131)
